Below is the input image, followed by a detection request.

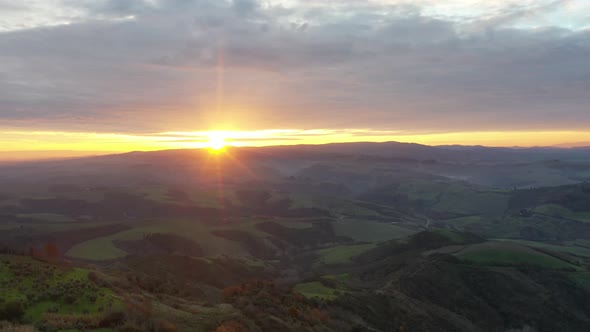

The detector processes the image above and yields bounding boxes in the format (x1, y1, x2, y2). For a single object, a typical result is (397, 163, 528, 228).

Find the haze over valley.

(1, 0, 590, 331)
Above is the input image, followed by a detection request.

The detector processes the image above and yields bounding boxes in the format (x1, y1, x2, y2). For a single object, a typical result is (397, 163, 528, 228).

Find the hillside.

(2, 145, 590, 330)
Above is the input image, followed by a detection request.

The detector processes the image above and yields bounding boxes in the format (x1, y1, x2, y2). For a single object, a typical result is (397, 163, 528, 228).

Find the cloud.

(467, 0, 575, 33)
(0, 0, 588, 134)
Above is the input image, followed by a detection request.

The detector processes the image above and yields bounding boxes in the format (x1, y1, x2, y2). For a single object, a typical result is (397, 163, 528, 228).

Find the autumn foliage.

(44, 242, 60, 260)
(222, 286, 243, 299)
(214, 320, 246, 332)
(29, 242, 60, 262)
(220, 280, 333, 330)
(307, 308, 330, 322)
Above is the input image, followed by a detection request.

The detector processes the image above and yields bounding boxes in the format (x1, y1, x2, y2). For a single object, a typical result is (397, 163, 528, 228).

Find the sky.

(0, 0, 589, 157)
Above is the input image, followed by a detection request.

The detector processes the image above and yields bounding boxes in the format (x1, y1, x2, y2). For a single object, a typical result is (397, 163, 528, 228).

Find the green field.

(333, 219, 418, 242)
(66, 225, 168, 260)
(315, 244, 375, 266)
(67, 236, 130, 260)
(497, 239, 590, 259)
(66, 218, 315, 260)
(293, 282, 340, 300)
(456, 242, 579, 270)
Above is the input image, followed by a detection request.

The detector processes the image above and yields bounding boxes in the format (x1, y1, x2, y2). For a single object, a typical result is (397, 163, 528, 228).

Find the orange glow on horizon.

(0, 129, 590, 160)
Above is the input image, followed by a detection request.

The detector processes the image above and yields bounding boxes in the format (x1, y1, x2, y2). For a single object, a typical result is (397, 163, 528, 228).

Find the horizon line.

(1, 139, 589, 163)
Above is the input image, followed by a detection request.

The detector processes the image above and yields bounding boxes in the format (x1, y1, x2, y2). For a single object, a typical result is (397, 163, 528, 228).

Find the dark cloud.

(0, 0, 588, 133)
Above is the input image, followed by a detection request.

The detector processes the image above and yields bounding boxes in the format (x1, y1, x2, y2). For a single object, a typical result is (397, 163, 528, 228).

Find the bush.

(215, 320, 246, 332)
(0, 301, 25, 322)
(156, 320, 177, 332)
(88, 271, 100, 283)
(98, 310, 125, 328)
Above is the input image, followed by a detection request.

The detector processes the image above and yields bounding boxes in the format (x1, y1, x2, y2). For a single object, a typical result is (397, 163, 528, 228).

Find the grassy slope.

(315, 244, 375, 266)
(290, 194, 381, 218)
(66, 225, 168, 260)
(398, 181, 509, 216)
(333, 219, 418, 242)
(139, 185, 238, 208)
(66, 219, 314, 260)
(293, 282, 339, 300)
(0, 255, 122, 323)
(455, 242, 580, 270)
(497, 239, 590, 258)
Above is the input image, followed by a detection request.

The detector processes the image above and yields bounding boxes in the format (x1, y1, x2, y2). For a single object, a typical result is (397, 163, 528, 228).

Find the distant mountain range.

(0, 150, 112, 163)
(2, 141, 590, 165)
(552, 142, 590, 148)
(242, 141, 590, 163)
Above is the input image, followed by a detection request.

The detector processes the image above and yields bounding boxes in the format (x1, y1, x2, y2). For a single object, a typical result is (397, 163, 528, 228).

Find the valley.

(1, 143, 590, 331)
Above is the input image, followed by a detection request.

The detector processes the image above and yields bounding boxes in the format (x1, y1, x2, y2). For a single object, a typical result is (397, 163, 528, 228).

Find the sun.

(206, 132, 227, 152)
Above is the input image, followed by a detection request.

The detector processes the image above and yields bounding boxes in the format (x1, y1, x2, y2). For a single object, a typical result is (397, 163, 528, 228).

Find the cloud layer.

(0, 0, 589, 134)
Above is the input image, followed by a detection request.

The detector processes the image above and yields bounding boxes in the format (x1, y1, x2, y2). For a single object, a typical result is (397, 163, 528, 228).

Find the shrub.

(98, 310, 125, 328)
(0, 301, 25, 322)
(222, 286, 242, 299)
(88, 271, 99, 283)
(156, 320, 177, 332)
(307, 308, 330, 322)
(215, 320, 246, 332)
